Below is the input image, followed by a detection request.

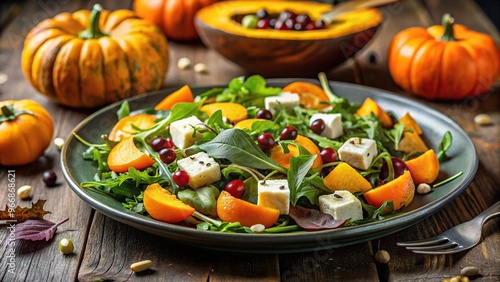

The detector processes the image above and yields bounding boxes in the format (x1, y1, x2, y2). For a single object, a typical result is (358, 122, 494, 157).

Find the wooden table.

(1, 0, 499, 281)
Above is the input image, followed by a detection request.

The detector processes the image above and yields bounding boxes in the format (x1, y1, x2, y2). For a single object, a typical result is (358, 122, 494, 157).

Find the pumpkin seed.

(130, 260, 152, 273)
(474, 114, 492, 126)
(17, 185, 32, 199)
(194, 63, 208, 74)
(417, 183, 432, 194)
(450, 276, 461, 282)
(177, 57, 191, 70)
(460, 266, 479, 276)
(460, 276, 470, 282)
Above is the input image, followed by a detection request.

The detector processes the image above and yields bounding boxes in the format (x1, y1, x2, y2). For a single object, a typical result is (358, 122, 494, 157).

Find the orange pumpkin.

(21, 4, 169, 108)
(388, 14, 500, 100)
(133, 0, 216, 41)
(0, 100, 54, 166)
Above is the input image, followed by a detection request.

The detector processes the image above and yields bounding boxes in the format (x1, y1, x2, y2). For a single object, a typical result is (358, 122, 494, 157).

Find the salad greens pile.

(77, 74, 456, 233)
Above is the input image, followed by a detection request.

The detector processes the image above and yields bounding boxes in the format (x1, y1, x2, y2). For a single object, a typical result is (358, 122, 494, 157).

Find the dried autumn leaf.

(0, 199, 51, 223)
(7, 218, 69, 244)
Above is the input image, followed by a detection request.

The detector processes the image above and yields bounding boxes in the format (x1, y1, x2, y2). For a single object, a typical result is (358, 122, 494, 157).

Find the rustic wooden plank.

(78, 212, 214, 282)
(278, 243, 380, 281)
(210, 253, 280, 282)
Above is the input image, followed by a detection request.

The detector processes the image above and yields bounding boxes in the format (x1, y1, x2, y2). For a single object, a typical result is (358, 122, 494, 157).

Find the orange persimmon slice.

(217, 191, 280, 228)
(108, 113, 157, 142)
(405, 149, 440, 184)
(363, 170, 415, 211)
(269, 135, 322, 169)
(282, 81, 330, 110)
(200, 102, 248, 123)
(107, 136, 155, 173)
(143, 183, 195, 223)
(323, 162, 372, 193)
(154, 85, 194, 111)
(356, 98, 393, 128)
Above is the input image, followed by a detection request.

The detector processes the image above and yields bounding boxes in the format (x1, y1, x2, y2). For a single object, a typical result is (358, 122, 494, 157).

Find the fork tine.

(412, 247, 465, 255)
(405, 241, 458, 251)
(397, 236, 448, 247)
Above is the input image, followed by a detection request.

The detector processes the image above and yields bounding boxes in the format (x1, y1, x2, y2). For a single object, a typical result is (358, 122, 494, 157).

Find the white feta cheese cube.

(309, 113, 343, 139)
(319, 190, 363, 221)
(257, 179, 290, 215)
(264, 92, 300, 114)
(169, 116, 203, 149)
(338, 137, 377, 170)
(176, 152, 221, 189)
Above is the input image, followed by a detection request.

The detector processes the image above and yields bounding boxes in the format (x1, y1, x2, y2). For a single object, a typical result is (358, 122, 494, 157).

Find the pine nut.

(130, 260, 152, 273)
(474, 114, 491, 126)
(250, 224, 265, 233)
(460, 266, 479, 276)
(177, 57, 191, 70)
(417, 183, 432, 194)
(17, 185, 32, 199)
(194, 63, 208, 74)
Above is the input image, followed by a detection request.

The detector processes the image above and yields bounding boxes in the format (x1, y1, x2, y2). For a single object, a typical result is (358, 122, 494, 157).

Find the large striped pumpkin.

(21, 4, 169, 108)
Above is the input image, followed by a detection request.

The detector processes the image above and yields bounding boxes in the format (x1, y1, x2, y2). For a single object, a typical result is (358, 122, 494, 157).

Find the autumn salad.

(77, 73, 458, 233)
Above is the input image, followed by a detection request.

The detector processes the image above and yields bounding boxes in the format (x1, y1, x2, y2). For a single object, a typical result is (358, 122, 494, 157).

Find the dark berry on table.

(279, 126, 298, 140)
(320, 148, 338, 163)
(257, 133, 275, 152)
(225, 179, 246, 199)
(173, 170, 190, 186)
(310, 119, 326, 134)
(42, 170, 57, 186)
(256, 109, 273, 120)
(159, 148, 177, 164)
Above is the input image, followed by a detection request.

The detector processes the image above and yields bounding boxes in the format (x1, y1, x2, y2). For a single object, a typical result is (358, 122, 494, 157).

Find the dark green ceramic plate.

(61, 79, 478, 253)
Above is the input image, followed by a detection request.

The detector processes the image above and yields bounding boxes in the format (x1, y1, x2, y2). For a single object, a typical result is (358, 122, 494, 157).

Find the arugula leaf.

(387, 123, 406, 151)
(178, 186, 219, 217)
(288, 155, 316, 205)
(197, 221, 252, 233)
(117, 101, 130, 120)
(211, 75, 281, 106)
(199, 129, 287, 174)
(122, 192, 145, 213)
(438, 131, 452, 161)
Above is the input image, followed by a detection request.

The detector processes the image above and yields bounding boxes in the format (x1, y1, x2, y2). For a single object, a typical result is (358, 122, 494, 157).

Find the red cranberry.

(310, 119, 326, 134)
(279, 126, 298, 140)
(257, 19, 270, 29)
(159, 148, 176, 164)
(257, 133, 275, 152)
(320, 148, 338, 163)
(151, 137, 173, 151)
(173, 170, 190, 186)
(225, 179, 246, 198)
(256, 109, 273, 120)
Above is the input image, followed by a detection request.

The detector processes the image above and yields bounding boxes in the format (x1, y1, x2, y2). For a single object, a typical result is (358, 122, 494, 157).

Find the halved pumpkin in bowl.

(195, 1, 383, 77)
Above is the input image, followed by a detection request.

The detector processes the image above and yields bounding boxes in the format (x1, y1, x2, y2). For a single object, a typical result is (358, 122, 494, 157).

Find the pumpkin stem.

(79, 4, 107, 39)
(0, 104, 35, 124)
(440, 13, 456, 42)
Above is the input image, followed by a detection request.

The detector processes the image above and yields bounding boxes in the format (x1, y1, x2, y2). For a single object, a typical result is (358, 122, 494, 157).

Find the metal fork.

(397, 201, 500, 255)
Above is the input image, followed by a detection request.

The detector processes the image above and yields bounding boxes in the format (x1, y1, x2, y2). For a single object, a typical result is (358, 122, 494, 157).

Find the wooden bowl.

(195, 1, 383, 77)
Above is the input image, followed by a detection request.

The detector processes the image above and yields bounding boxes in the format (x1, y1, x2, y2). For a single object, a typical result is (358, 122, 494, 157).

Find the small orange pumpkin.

(133, 0, 216, 41)
(21, 4, 169, 108)
(0, 100, 54, 166)
(388, 14, 500, 100)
